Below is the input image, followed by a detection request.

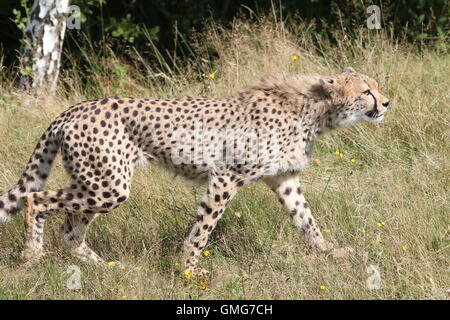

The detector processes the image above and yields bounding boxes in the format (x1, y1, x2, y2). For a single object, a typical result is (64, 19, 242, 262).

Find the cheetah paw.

(183, 267, 210, 288)
(191, 267, 210, 278)
(328, 246, 355, 259)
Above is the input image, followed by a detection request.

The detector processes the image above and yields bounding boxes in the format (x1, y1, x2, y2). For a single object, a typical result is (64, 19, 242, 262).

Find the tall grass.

(0, 16, 448, 299)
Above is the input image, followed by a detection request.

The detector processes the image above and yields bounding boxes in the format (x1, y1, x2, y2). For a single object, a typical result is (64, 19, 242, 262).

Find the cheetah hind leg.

(20, 194, 45, 265)
(60, 213, 104, 265)
(60, 213, 124, 269)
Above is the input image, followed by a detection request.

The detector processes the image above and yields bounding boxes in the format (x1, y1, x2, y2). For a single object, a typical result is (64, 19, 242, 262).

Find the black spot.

(284, 187, 292, 196)
(102, 202, 113, 208)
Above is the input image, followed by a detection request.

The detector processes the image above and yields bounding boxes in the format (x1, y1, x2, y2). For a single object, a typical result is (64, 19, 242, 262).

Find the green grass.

(0, 17, 448, 299)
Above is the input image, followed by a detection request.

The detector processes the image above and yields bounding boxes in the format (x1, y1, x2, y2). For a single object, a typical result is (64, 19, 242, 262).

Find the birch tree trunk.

(19, 0, 69, 95)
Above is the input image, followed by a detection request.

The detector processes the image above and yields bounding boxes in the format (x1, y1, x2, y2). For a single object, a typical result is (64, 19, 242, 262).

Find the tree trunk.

(19, 0, 69, 95)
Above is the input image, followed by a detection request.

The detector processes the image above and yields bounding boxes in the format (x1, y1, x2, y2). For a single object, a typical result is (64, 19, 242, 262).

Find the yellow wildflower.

(121, 295, 127, 299)
(107, 261, 116, 266)
(292, 55, 299, 61)
(339, 153, 344, 158)
(335, 150, 340, 155)
(203, 250, 210, 257)
(121, 266, 126, 271)
(324, 229, 331, 233)
(377, 221, 385, 227)
(209, 73, 215, 79)
(402, 245, 408, 251)
(319, 285, 326, 291)
(183, 269, 191, 279)
(351, 158, 357, 163)
(271, 243, 277, 249)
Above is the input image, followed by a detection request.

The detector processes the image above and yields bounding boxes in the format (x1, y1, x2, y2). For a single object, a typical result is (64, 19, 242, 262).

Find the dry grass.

(0, 17, 448, 300)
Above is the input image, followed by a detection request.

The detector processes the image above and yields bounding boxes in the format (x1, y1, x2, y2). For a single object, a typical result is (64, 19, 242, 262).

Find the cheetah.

(0, 67, 389, 277)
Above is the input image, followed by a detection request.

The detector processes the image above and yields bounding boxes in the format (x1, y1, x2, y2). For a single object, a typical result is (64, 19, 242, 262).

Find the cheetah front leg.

(264, 173, 353, 258)
(182, 172, 240, 278)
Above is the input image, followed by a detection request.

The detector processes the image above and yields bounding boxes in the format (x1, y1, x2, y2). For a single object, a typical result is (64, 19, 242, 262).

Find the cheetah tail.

(0, 124, 62, 222)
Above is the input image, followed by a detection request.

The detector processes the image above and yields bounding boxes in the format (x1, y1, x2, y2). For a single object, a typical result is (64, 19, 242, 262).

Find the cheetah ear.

(343, 66, 356, 73)
(319, 77, 337, 96)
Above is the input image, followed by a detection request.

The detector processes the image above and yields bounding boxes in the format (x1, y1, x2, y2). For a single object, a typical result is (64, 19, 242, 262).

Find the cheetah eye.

(363, 89, 371, 96)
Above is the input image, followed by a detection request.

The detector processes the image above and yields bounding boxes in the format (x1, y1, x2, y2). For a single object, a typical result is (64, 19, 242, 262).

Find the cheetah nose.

(382, 101, 390, 108)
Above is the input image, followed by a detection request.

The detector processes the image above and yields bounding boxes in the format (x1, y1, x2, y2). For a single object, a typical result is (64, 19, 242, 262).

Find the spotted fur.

(0, 67, 389, 275)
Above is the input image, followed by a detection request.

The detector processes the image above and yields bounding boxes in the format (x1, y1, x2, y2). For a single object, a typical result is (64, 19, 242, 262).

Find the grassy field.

(0, 18, 448, 299)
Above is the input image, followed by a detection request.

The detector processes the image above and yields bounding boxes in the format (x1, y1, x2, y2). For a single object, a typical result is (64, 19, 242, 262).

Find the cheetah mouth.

(364, 109, 385, 123)
(365, 109, 384, 122)
(365, 110, 383, 119)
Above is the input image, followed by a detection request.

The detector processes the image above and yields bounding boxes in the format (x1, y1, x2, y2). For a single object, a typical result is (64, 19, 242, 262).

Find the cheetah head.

(320, 67, 390, 127)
